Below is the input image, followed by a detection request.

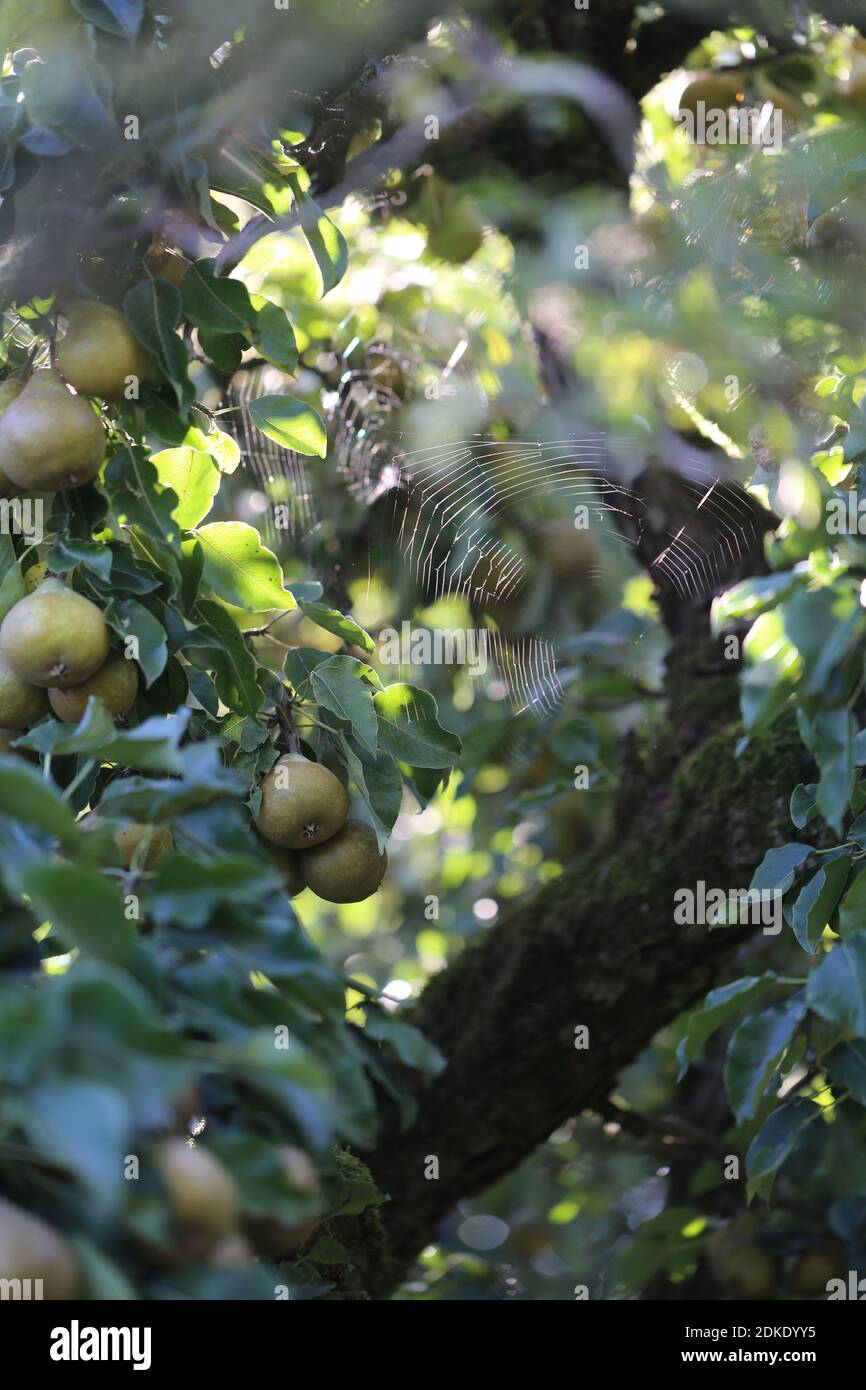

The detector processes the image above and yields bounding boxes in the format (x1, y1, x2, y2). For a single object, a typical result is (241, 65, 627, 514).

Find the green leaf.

(336, 734, 401, 851)
(750, 842, 815, 896)
(45, 537, 113, 583)
(785, 585, 865, 699)
(122, 279, 190, 409)
(21, 50, 114, 152)
(724, 994, 807, 1124)
(0, 533, 24, 620)
(299, 601, 374, 652)
(828, 1041, 866, 1106)
(290, 180, 349, 295)
(746, 1099, 817, 1199)
(18, 705, 190, 772)
(249, 395, 327, 457)
(198, 328, 246, 374)
(253, 300, 298, 372)
(284, 648, 331, 689)
(182, 260, 256, 334)
(676, 974, 781, 1078)
(71, 0, 144, 37)
(839, 867, 866, 937)
(150, 853, 281, 928)
(0, 758, 79, 849)
(311, 656, 378, 754)
(740, 610, 800, 734)
(70, 1237, 137, 1300)
(188, 600, 263, 717)
(21, 862, 138, 966)
(798, 708, 856, 835)
(790, 782, 818, 830)
(362, 1007, 445, 1078)
(807, 935, 866, 1037)
(711, 574, 800, 629)
(792, 854, 851, 952)
(105, 445, 180, 544)
(151, 447, 220, 529)
(374, 685, 461, 768)
(98, 749, 244, 820)
(104, 598, 167, 688)
(181, 423, 240, 475)
(17, 698, 116, 755)
(306, 1234, 352, 1266)
(26, 1080, 131, 1216)
(191, 522, 293, 611)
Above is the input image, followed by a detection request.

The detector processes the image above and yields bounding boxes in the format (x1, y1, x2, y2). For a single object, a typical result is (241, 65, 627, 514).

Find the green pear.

(0, 375, 26, 498)
(0, 580, 110, 687)
(154, 1138, 239, 1249)
(55, 298, 150, 400)
(0, 370, 104, 491)
(0, 648, 50, 726)
(114, 823, 174, 870)
(300, 818, 387, 903)
(267, 845, 306, 897)
(48, 650, 139, 723)
(255, 753, 349, 850)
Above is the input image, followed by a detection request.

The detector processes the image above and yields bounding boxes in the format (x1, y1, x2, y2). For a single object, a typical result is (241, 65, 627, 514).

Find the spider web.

(223, 349, 765, 717)
(227, 364, 316, 542)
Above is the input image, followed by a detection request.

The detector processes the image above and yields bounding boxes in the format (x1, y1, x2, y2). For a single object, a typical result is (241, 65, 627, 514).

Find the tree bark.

(357, 622, 820, 1296)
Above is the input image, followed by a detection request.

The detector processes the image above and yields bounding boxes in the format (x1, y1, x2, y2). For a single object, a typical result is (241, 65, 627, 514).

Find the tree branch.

(358, 626, 821, 1295)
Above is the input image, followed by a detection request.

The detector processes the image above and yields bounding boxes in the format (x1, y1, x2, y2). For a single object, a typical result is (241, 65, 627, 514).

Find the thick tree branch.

(358, 624, 821, 1296)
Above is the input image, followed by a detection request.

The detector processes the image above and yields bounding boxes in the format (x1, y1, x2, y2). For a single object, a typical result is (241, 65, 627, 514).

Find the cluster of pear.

(0, 1134, 321, 1292)
(255, 753, 388, 904)
(0, 300, 148, 498)
(0, 577, 138, 753)
(705, 1217, 845, 1299)
(144, 1112, 320, 1270)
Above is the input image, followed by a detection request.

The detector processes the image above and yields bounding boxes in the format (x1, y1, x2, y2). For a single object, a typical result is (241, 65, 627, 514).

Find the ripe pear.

(0, 648, 50, 726)
(0, 1196, 82, 1300)
(55, 299, 150, 400)
(154, 1138, 239, 1249)
(0, 370, 105, 491)
(48, 650, 139, 724)
(268, 845, 306, 897)
(0, 580, 109, 688)
(0, 375, 26, 498)
(114, 823, 173, 870)
(255, 753, 349, 850)
(300, 818, 387, 903)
